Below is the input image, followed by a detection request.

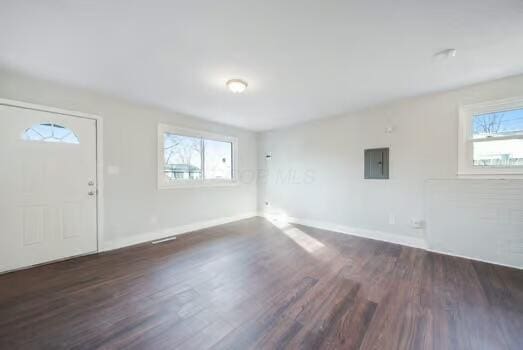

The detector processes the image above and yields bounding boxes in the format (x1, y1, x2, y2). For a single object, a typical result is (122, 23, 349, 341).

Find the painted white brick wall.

(426, 179, 523, 268)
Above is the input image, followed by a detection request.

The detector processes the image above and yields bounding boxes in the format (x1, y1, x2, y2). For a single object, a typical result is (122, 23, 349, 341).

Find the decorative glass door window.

(22, 123, 79, 144)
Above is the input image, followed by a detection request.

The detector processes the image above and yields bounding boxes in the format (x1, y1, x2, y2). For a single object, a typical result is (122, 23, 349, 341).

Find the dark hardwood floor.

(0, 217, 522, 349)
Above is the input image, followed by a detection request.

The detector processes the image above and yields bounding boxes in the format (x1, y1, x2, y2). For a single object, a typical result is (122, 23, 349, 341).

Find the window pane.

(52, 124, 71, 139)
(22, 123, 79, 144)
(204, 139, 232, 180)
(163, 133, 202, 180)
(473, 139, 523, 167)
(473, 108, 523, 139)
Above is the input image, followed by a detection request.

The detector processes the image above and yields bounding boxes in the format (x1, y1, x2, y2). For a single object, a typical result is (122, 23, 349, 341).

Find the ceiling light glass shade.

(226, 79, 248, 93)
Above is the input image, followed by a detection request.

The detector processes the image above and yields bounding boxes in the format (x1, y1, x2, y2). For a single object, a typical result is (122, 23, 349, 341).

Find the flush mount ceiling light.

(226, 79, 248, 94)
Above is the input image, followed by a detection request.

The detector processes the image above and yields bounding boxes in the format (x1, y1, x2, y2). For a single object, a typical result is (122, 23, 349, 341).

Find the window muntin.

(158, 124, 238, 187)
(22, 123, 79, 144)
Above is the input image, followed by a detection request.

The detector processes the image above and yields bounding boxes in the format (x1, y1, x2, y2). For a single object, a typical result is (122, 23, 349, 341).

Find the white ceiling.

(1, 0, 523, 131)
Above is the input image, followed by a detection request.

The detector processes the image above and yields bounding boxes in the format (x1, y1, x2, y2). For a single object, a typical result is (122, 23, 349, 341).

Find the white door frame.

(0, 98, 104, 253)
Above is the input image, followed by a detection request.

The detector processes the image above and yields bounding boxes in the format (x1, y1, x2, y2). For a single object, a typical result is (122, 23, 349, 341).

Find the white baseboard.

(259, 212, 427, 249)
(101, 212, 258, 251)
(258, 212, 522, 269)
(424, 247, 522, 270)
(100, 210, 521, 270)
(292, 217, 428, 249)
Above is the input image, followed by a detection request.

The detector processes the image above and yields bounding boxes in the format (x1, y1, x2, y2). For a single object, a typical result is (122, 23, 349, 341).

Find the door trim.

(0, 98, 104, 253)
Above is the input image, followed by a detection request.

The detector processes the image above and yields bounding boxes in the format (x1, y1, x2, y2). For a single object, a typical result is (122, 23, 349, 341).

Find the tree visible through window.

(472, 109, 523, 167)
(159, 124, 237, 187)
(163, 133, 202, 180)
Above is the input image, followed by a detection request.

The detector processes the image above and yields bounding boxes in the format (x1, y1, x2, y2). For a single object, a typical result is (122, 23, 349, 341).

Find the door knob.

(88, 190, 96, 196)
(88, 181, 95, 186)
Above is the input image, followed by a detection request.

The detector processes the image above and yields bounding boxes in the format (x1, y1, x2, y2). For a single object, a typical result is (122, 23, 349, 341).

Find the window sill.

(456, 172, 523, 179)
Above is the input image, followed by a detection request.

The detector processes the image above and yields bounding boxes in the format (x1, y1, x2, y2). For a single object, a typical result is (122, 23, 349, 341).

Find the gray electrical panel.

(364, 148, 389, 179)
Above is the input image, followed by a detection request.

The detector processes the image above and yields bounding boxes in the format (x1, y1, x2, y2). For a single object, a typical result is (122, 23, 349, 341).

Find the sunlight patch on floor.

(282, 226, 325, 253)
(265, 212, 326, 254)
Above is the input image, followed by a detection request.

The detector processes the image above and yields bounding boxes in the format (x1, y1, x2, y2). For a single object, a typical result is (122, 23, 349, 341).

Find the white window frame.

(458, 96, 523, 178)
(158, 123, 239, 189)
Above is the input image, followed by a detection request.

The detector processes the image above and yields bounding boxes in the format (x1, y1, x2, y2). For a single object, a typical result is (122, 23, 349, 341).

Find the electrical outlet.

(410, 219, 425, 229)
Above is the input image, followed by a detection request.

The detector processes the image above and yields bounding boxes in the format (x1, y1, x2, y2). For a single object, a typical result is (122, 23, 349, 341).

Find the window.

(22, 123, 79, 144)
(158, 124, 238, 188)
(459, 97, 523, 177)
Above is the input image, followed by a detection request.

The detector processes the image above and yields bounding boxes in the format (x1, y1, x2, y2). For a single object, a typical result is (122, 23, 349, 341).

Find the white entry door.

(0, 103, 98, 272)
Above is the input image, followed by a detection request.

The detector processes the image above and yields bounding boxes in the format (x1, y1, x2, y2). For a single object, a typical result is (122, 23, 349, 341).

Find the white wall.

(258, 74, 523, 268)
(0, 69, 258, 250)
